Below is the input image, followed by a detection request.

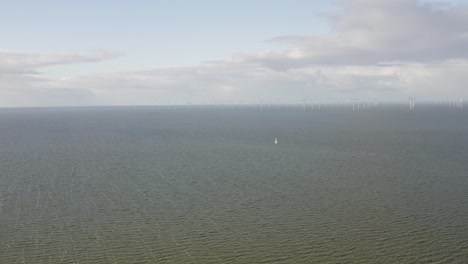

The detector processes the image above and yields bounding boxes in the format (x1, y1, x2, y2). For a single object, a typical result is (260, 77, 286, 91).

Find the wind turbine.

(409, 97, 415, 110)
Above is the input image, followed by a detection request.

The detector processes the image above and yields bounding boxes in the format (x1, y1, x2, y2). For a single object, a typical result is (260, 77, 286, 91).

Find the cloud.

(0, 49, 121, 74)
(59, 63, 413, 105)
(0, 49, 120, 106)
(237, 0, 468, 69)
(65, 58, 467, 105)
(1, 0, 468, 107)
(0, 73, 96, 107)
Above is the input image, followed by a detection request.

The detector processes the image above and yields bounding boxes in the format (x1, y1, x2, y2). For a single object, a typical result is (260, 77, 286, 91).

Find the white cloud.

(0, 49, 120, 74)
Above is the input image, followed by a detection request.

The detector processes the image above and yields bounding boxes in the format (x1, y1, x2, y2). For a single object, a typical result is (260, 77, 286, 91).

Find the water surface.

(0, 106, 467, 263)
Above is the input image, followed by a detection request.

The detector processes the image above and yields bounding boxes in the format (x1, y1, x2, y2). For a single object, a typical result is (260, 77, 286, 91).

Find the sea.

(0, 105, 467, 263)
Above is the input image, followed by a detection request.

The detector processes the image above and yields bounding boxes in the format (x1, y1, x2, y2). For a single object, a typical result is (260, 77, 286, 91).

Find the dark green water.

(0, 107, 467, 263)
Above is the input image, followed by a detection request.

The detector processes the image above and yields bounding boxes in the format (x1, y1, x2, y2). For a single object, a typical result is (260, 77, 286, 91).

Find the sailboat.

(274, 137, 278, 144)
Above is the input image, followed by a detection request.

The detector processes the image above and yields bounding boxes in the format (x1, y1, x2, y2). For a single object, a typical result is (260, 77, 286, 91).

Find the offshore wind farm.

(144, 98, 463, 112)
(2, 0, 468, 263)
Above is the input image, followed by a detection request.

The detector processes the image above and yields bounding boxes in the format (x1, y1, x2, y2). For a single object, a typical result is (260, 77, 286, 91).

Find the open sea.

(0, 106, 467, 263)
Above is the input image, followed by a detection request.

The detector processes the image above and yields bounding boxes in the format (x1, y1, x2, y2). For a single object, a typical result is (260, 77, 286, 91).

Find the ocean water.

(0, 106, 467, 263)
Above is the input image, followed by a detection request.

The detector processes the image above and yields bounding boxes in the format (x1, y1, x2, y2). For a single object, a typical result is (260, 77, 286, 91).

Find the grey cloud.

(240, 0, 468, 69)
(64, 62, 416, 104)
(0, 49, 120, 106)
(27, 88, 96, 107)
(0, 74, 96, 107)
(63, 64, 320, 104)
(2, 58, 467, 106)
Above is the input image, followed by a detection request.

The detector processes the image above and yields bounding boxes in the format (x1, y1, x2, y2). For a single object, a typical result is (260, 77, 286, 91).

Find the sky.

(1, 0, 468, 107)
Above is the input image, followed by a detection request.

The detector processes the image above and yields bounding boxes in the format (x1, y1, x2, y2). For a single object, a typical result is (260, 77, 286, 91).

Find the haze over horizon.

(2, 0, 468, 107)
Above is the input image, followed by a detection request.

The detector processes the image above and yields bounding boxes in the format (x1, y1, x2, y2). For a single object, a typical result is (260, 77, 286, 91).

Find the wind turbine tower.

(409, 97, 415, 110)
